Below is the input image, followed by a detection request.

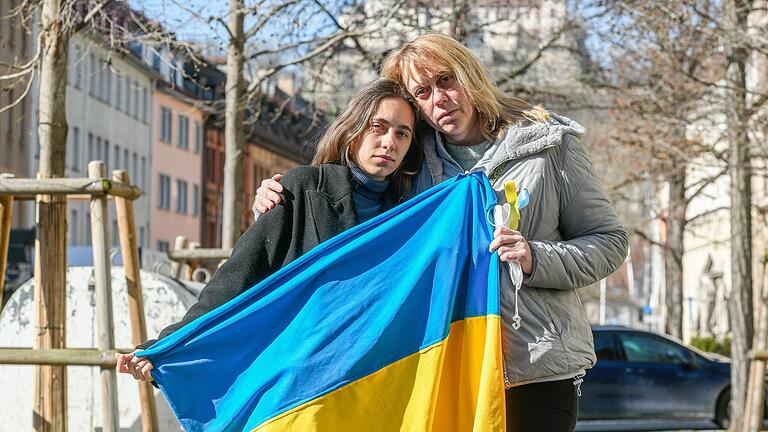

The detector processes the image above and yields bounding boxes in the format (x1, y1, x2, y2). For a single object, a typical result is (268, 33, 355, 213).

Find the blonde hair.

(380, 32, 551, 141)
(312, 78, 422, 202)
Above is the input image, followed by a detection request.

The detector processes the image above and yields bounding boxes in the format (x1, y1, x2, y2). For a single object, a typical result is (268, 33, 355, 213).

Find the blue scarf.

(348, 161, 391, 223)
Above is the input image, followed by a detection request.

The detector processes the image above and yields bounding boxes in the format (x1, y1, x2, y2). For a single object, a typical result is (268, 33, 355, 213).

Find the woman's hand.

(115, 351, 154, 382)
(489, 226, 533, 274)
(252, 174, 284, 218)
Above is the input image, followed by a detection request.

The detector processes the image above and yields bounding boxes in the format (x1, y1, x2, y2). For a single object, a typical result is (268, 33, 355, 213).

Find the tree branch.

(0, 67, 35, 114)
(686, 206, 729, 226)
(634, 228, 669, 251)
(684, 167, 729, 205)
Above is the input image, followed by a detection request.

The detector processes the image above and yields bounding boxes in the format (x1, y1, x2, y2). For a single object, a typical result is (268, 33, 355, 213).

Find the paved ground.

(576, 420, 723, 431)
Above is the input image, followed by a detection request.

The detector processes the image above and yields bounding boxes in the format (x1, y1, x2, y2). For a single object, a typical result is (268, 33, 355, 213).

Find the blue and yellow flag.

(138, 172, 506, 431)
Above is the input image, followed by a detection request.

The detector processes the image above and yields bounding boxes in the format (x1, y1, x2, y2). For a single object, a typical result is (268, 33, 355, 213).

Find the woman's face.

(352, 97, 415, 181)
(402, 63, 482, 146)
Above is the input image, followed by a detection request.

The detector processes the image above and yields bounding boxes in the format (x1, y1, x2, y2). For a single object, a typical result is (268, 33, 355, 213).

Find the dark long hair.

(312, 78, 422, 202)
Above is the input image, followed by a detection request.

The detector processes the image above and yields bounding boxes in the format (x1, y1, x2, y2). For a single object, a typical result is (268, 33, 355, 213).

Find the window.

(5, 90, 12, 143)
(141, 156, 147, 190)
(133, 80, 140, 118)
(124, 149, 129, 171)
(160, 107, 172, 142)
(18, 98, 25, 150)
(139, 226, 145, 248)
(178, 115, 189, 149)
(116, 74, 123, 110)
(125, 78, 132, 116)
(72, 45, 82, 89)
(99, 60, 106, 101)
(619, 332, 691, 365)
(192, 184, 199, 217)
(105, 67, 112, 104)
(158, 174, 171, 209)
(142, 87, 148, 122)
(104, 140, 110, 173)
(158, 240, 170, 252)
(176, 180, 188, 214)
(71, 127, 80, 172)
(152, 51, 161, 71)
(593, 331, 619, 361)
(194, 121, 201, 153)
(87, 132, 94, 164)
(115, 144, 121, 171)
(7, 7, 14, 48)
(96, 136, 102, 161)
(170, 60, 178, 86)
(132, 153, 138, 183)
(88, 53, 96, 96)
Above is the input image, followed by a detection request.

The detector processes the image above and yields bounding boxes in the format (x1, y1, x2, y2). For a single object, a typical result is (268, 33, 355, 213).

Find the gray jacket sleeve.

(525, 134, 629, 289)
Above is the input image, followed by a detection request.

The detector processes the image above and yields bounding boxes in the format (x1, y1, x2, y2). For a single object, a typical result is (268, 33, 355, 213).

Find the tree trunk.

(34, 0, 69, 430)
(449, 0, 468, 41)
(664, 165, 686, 339)
(221, 0, 245, 249)
(724, 1, 753, 430)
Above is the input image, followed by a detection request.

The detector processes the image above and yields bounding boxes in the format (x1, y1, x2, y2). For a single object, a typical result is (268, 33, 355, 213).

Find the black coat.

(139, 164, 358, 349)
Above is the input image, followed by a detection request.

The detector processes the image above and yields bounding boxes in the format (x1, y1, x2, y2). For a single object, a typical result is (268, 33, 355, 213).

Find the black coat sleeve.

(137, 174, 305, 351)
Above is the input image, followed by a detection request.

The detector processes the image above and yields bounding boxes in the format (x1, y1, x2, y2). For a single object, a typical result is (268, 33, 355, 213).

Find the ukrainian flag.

(138, 171, 506, 431)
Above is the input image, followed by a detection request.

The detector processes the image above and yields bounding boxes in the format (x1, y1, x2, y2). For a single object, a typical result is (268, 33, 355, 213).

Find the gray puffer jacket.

(419, 114, 629, 387)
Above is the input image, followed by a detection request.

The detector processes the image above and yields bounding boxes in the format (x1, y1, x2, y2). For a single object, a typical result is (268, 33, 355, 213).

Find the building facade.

(36, 31, 158, 248)
(201, 87, 318, 248)
(0, 0, 32, 227)
(151, 85, 204, 251)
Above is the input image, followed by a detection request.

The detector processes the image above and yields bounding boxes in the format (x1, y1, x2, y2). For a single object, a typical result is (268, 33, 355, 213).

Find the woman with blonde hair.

(254, 33, 628, 431)
(117, 78, 422, 383)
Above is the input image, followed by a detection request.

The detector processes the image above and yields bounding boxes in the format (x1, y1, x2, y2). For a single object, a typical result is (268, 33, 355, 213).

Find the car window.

(618, 332, 690, 365)
(593, 331, 619, 361)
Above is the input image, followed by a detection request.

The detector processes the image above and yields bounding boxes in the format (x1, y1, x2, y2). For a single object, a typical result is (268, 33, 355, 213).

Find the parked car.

(578, 326, 748, 430)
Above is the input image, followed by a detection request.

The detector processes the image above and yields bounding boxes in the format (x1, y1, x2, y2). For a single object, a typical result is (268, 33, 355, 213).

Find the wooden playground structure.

(0, 161, 156, 432)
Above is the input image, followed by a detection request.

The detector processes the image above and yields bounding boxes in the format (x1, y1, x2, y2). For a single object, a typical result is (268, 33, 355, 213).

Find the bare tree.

(583, 0, 729, 339)
(723, 1, 754, 429)
(221, 0, 245, 249)
(35, 0, 70, 428)
(584, 1, 768, 427)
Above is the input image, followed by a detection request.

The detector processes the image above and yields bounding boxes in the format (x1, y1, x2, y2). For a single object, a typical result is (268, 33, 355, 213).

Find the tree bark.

(34, 0, 69, 430)
(664, 164, 686, 339)
(221, 0, 246, 249)
(724, 1, 753, 430)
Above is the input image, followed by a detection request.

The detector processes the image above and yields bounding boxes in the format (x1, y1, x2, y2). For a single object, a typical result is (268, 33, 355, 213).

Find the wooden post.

(172, 236, 188, 279)
(112, 170, 158, 432)
(187, 242, 200, 280)
(33, 184, 68, 432)
(0, 195, 12, 311)
(745, 252, 768, 431)
(89, 162, 119, 432)
(0, 348, 127, 367)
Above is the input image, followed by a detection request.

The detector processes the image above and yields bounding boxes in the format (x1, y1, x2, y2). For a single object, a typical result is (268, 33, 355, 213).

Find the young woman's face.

(352, 97, 415, 181)
(402, 63, 482, 146)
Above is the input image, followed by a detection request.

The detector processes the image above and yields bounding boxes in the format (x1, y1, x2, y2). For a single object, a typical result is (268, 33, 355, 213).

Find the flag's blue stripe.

(139, 172, 499, 432)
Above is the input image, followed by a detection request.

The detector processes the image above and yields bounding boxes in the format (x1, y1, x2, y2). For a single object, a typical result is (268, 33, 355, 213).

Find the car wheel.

(715, 389, 731, 429)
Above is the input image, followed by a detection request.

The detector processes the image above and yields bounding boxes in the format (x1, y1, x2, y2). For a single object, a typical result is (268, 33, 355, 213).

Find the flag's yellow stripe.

(253, 315, 505, 432)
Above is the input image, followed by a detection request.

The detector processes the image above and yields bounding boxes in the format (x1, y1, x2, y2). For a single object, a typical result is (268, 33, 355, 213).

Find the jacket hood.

(486, 113, 587, 170)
